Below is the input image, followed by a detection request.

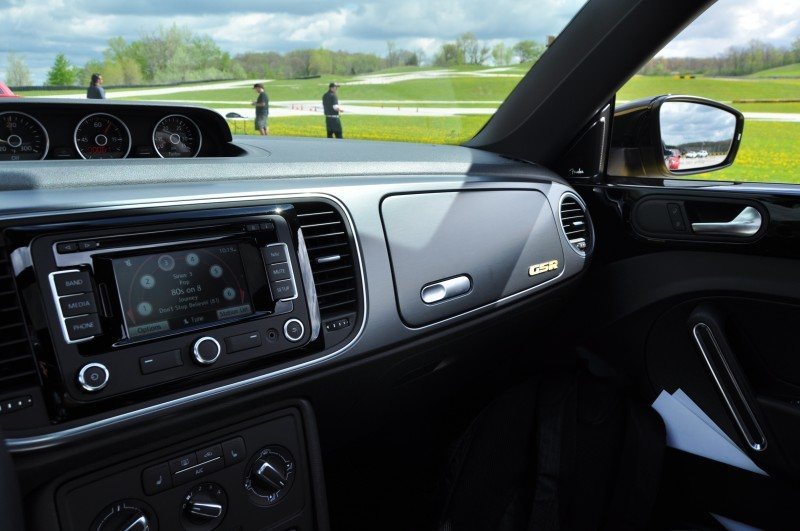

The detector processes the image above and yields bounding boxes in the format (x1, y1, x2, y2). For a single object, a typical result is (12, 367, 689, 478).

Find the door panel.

(580, 183, 800, 527)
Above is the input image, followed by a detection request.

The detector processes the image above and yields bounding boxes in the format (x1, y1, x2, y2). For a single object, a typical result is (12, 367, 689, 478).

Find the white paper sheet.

(651, 389, 767, 476)
(712, 513, 763, 531)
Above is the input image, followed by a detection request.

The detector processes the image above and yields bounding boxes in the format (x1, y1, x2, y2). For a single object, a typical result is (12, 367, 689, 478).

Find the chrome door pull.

(691, 206, 762, 237)
(421, 275, 471, 304)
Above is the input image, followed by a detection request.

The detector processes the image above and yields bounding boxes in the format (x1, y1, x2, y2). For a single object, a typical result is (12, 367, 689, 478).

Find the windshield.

(1, 1, 587, 144)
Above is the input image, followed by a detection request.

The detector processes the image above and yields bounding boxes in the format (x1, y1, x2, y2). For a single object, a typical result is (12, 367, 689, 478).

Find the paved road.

(36, 79, 264, 100)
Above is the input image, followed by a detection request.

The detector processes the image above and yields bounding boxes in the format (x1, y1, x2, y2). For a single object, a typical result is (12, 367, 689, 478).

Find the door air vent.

(0, 244, 37, 391)
(295, 203, 358, 318)
(559, 192, 593, 256)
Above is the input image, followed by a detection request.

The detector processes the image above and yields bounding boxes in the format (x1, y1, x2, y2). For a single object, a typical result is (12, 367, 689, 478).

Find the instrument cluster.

(0, 102, 226, 161)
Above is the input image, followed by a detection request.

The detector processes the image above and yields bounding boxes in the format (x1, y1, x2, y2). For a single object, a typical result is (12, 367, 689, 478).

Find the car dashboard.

(0, 101, 593, 530)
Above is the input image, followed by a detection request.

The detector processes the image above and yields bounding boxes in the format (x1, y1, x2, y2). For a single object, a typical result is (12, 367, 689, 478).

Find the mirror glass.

(660, 102, 737, 172)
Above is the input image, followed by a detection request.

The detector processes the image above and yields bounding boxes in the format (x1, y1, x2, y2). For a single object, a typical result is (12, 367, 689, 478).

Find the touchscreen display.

(113, 244, 253, 339)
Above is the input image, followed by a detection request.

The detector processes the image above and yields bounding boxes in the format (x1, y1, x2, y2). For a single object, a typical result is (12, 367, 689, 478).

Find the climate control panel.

(57, 408, 320, 531)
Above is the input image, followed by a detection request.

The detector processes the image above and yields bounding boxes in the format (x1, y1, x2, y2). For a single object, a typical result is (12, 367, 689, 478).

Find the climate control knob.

(192, 336, 221, 365)
(244, 446, 296, 506)
(91, 499, 154, 531)
(180, 483, 227, 531)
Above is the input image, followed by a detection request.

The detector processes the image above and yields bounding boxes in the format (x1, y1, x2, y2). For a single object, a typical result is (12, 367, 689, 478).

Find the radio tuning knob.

(192, 336, 221, 365)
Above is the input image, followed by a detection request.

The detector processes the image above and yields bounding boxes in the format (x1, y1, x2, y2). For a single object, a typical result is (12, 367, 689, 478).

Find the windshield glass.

(1, 1, 586, 144)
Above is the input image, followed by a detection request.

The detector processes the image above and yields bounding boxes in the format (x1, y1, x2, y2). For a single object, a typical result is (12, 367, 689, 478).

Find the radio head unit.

(22, 204, 324, 411)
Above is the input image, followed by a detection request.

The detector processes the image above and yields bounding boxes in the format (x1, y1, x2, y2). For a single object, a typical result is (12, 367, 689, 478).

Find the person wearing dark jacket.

(86, 73, 106, 99)
(322, 82, 343, 138)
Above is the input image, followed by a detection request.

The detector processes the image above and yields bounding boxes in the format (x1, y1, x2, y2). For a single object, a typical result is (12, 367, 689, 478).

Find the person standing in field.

(86, 73, 106, 99)
(322, 82, 343, 139)
(252, 83, 269, 135)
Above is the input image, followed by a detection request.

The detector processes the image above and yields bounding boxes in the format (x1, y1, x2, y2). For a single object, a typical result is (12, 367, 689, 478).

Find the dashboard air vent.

(559, 193, 593, 255)
(295, 203, 358, 318)
(0, 244, 37, 391)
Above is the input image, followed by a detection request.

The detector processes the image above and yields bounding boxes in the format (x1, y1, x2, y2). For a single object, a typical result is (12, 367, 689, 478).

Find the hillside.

(748, 63, 800, 79)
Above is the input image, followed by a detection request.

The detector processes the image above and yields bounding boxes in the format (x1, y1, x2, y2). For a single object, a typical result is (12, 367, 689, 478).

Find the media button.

(59, 292, 98, 317)
(53, 270, 92, 296)
(225, 331, 262, 354)
(270, 280, 296, 300)
(264, 244, 288, 264)
(56, 241, 78, 253)
(140, 349, 183, 375)
(267, 262, 292, 281)
(65, 313, 102, 341)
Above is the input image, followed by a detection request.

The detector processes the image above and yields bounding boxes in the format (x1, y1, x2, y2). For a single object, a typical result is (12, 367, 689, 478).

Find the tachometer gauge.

(0, 111, 49, 161)
(74, 113, 131, 159)
(152, 114, 202, 158)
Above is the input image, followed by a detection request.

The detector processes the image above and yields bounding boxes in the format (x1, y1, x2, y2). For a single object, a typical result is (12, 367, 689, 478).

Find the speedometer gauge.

(74, 113, 131, 159)
(0, 111, 49, 161)
(152, 114, 202, 158)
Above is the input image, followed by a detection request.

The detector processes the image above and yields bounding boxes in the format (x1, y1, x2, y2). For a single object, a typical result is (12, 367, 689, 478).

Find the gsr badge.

(528, 260, 559, 276)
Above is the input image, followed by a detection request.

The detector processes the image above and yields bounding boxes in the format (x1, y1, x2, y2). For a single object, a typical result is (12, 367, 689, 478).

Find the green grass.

(124, 75, 521, 103)
(691, 121, 800, 183)
(733, 102, 800, 113)
(748, 63, 800, 78)
(228, 114, 490, 144)
(618, 75, 800, 102)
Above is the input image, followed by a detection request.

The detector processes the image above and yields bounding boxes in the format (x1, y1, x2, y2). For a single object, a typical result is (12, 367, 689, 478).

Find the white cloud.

(0, 0, 797, 84)
(657, 0, 800, 57)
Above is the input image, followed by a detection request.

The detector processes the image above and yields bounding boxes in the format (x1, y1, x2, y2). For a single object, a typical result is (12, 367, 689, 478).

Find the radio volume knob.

(192, 337, 221, 365)
(78, 363, 109, 392)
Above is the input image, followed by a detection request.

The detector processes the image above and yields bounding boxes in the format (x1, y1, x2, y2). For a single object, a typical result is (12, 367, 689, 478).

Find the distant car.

(0, 82, 19, 98)
(697, 149, 708, 157)
(686, 151, 698, 158)
(664, 147, 681, 170)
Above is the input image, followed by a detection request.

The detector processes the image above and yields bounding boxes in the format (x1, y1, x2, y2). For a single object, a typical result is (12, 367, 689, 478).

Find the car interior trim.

(692, 322, 767, 452)
(4, 191, 368, 453)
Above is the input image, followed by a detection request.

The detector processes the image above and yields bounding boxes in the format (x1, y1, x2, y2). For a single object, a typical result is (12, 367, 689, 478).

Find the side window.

(616, 0, 800, 183)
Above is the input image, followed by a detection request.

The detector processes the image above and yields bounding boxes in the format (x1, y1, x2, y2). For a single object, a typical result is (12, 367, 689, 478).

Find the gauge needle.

(104, 122, 112, 134)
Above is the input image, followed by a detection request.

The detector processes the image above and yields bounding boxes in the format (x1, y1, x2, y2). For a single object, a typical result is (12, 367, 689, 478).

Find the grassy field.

(228, 115, 488, 144)
(748, 63, 800, 78)
(617, 75, 800, 102)
(14, 67, 800, 184)
(691, 122, 800, 183)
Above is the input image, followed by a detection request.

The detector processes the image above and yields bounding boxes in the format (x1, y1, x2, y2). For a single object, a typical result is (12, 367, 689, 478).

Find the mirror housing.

(608, 95, 744, 178)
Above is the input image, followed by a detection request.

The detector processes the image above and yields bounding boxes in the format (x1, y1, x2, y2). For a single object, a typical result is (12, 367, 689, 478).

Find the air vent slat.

(296, 203, 358, 320)
(0, 243, 37, 392)
(559, 194, 593, 256)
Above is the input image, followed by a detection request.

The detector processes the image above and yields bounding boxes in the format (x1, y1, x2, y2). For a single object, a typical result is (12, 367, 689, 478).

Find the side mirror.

(608, 95, 744, 178)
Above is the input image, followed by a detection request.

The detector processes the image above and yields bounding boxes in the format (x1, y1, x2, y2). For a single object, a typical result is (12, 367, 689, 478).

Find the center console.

(52, 402, 328, 531)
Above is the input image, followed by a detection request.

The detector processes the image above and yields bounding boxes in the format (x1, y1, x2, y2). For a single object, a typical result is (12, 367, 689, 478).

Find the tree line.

(432, 33, 545, 66)
(641, 38, 800, 76)
(4, 26, 548, 87)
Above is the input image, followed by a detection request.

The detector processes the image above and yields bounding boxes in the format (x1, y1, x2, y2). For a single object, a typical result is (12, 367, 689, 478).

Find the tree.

(46, 53, 77, 86)
(386, 41, 399, 68)
(491, 43, 508, 66)
(5, 53, 32, 86)
(513, 40, 545, 64)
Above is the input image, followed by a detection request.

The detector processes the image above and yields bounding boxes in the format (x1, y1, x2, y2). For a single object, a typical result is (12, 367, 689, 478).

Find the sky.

(0, 0, 798, 84)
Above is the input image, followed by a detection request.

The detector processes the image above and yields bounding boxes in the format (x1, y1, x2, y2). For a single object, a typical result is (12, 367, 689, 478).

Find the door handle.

(691, 206, 762, 237)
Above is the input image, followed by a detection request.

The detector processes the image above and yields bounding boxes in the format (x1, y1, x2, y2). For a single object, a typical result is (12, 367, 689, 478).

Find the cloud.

(1, 0, 798, 84)
(657, 0, 800, 57)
